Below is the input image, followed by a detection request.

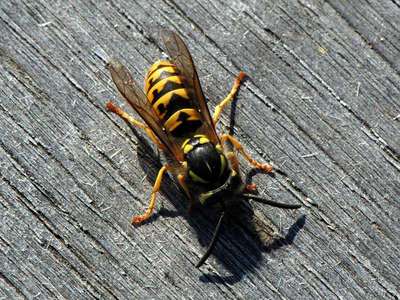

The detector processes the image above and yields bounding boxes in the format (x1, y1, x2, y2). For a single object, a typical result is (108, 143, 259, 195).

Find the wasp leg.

(178, 174, 196, 213)
(106, 101, 164, 150)
(225, 151, 240, 173)
(213, 71, 247, 124)
(245, 183, 257, 192)
(132, 165, 169, 224)
(221, 134, 273, 173)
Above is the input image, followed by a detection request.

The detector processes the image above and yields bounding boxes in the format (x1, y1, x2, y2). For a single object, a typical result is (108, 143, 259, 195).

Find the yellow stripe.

(199, 137, 209, 144)
(164, 108, 201, 132)
(145, 66, 178, 93)
(147, 76, 185, 103)
(219, 155, 226, 177)
(183, 144, 193, 154)
(145, 60, 174, 78)
(189, 170, 209, 184)
(181, 138, 191, 150)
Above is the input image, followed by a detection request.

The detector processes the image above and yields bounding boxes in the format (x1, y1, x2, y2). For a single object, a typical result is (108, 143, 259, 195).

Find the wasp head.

(181, 135, 245, 207)
(183, 135, 233, 190)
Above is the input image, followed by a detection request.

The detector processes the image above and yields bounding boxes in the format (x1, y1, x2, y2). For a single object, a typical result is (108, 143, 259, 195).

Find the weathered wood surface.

(1, 0, 399, 299)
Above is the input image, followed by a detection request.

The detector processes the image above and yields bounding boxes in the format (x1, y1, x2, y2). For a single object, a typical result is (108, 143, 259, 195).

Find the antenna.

(242, 194, 301, 209)
(196, 211, 226, 268)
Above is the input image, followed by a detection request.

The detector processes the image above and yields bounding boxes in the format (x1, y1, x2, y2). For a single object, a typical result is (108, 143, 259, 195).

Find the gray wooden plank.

(0, 0, 399, 299)
(327, 0, 400, 72)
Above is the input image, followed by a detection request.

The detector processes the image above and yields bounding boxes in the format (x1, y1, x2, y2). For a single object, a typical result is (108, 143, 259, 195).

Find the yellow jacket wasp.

(106, 30, 301, 268)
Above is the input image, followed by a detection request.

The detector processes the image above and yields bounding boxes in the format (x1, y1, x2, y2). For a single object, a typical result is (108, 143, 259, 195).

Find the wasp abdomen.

(144, 60, 202, 137)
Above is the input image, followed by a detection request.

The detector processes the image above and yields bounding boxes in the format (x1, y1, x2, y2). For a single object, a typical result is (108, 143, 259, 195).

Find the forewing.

(107, 59, 183, 161)
(161, 30, 219, 143)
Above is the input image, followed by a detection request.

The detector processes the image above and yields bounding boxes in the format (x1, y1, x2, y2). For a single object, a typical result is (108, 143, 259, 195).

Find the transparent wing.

(107, 59, 183, 161)
(161, 30, 219, 144)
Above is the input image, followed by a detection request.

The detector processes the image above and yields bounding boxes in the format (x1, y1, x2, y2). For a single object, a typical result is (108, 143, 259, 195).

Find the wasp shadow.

(127, 124, 305, 284)
(196, 205, 306, 284)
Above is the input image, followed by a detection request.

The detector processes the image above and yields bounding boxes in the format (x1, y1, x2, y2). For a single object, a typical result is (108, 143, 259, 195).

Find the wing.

(161, 30, 220, 144)
(107, 59, 184, 161)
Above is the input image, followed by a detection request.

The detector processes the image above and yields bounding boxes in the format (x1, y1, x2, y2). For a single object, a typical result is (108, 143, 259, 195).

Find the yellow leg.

(178, 173, 195, 213)
(225, 151, 240, 173)
(213, 71, 247, 124)
(221, 134, 273, 173)
(177, 174, 191, 200)
(106, 101, 164, 150)
(132, 165, 169, 224)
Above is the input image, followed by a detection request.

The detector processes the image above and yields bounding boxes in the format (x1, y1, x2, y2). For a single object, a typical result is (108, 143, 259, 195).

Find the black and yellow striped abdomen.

(144, 60, 202, 137)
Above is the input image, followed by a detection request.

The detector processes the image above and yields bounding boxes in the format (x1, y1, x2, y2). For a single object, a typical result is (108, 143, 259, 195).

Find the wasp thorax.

(182, 135, 228, 184)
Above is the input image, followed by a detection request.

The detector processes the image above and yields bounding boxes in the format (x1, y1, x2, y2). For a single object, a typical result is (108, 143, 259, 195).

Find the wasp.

(106, 30, 301, 268)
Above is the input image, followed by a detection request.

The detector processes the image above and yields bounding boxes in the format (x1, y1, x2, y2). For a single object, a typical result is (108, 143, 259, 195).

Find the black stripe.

(170, 111, 202, 137)
(156, 93, 194, 121)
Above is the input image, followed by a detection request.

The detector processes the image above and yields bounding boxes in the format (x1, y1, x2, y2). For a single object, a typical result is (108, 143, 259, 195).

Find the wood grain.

(1, 0, 399, 299)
